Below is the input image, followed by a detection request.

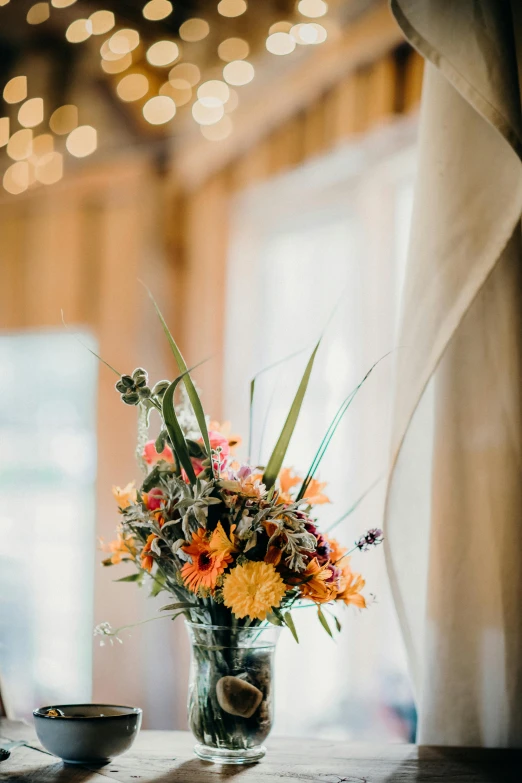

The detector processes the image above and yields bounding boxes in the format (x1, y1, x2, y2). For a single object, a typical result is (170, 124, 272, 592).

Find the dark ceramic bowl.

(33, 704, 142, 764)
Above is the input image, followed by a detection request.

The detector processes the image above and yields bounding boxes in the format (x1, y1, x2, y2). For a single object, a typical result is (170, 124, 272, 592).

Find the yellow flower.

(112, 482, 137, 510)
(210, 521, 238, 560)
(222, 561, 287, 620)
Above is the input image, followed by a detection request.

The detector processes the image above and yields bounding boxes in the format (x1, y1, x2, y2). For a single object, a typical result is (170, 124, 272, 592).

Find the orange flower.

(325, 534, 347, 563)
(277, 468, 330, 505)
(299, 558, 337, 604)
(112, 482, 137, 510)
(209, 421, 242, 453)
(104, 528, 136, 565)
(141, 533, 158, 573)
(209, 522, 237, 562)
(181, 528, 228, 593)
(142, 440, 174, 465)
(265, 545, 282, 566)
(337, 560, 366, 608)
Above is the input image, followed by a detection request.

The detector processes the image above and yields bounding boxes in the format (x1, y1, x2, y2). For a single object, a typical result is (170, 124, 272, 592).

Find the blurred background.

(0, 0, 422, 742)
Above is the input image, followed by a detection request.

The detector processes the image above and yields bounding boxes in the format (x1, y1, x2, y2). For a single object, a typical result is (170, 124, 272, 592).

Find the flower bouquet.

(98, 292, 383, 764)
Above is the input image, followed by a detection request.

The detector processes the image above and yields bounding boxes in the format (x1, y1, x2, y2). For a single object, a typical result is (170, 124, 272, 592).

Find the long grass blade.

(296, 354, 389, 502)
(141, 283, 213, 474)
(61, 310, 120, 376)
(163, 377, 197, 484)
(249, 347, 307, 462)
(262, 340, 321, 490)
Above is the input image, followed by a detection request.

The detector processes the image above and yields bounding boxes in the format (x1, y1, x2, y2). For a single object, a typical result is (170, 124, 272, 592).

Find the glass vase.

(185, 621, 280, 764)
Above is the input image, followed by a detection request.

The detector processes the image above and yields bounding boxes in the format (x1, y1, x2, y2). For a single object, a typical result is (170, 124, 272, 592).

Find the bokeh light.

(223, 60, 254, 86)
(224, 88, 239, 113)
(18, 98, 44, 129)
(169, 62, 200, 87)
(4, 76, 27, 104)
(269, 21, 293, 34)
(66, 125, 97, 157)
(192, 100, 224, 126)
(49, 105, 78, 135)
(179, 18, 210, 42)
(27, 3, 49, 24)
(89, 10, 115, 35)
(142, 0, 172, 20)
(51, 0, 77, 7)
(32, 133, 54, 157)
(116, 73, 149, 102)
(146, 41, 179, 67)
(101, 53, 132, 74)
(3, 162, 30, 195)
(266, 32, 296, 55)
(218, 38, 249, 62)
(217, 0, 247, 18)
(109, 29, 140, 55)
(0, 117, 9, 147)
(198, 80, 230, 108)
(66, 19, 93, 43)
(297, 0, 328, 17)
(142, 96, 176, 124)
(200, 114, 233, 141)
(35, 152, 63, 184)
(7, 130, 33, 161)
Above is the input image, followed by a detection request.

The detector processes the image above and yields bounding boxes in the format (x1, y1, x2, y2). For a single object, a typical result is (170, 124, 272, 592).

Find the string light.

(7, 130, 33, 161)
(179, 18, 210, 42)
(51, 0, 77, 7)
(201, 114, 233, 141)
(66, 19, 93, 43)
(0, 117, 9, 147)
(3, 162, 30, 195)
(143, 0, 172, 21)
(192, 101, 224, 126)
(142, 96, 176, 124)
(35, 151, 63, 184)
(146, 41, 179, 67)
(218, 38, 249, 62)
(27, 3, 49, 24)
(49, 105, 78, 135)
(108, 29, 140, 55)
(89, 10, 115, 35)
(66, 125, 97, 157)
(169, 63, 200, 87)
(18, 98, 44, 128)
(3, 76, 27, 104)
(297, 0, 328, 17)
(266, 32, 296, 55)
(217, 0, 247, 18)
(101, 53, 132, 74)
(222, 60, 254, 86)
(197, 80, 230, 107)
(116, 73, 149, 102)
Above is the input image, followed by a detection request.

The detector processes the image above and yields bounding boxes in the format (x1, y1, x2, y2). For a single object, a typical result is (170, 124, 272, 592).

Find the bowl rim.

(33, 704, 142, 721)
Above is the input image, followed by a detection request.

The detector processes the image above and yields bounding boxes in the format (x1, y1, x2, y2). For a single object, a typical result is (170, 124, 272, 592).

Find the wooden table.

(1, 718, 520, 782)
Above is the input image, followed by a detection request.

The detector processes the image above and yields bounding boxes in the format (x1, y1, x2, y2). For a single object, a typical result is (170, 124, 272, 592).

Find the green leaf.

(150, 571, 166, 597)
(142, 284, 213, 474)
(317, 606, 333, 638)
(114, 573, 142, 583)
(296, 354, 389, 502)
(284, 611, 299, 643)
(162, 377, 197, 484)
(334, 615, 342, 633)
(266, 611, 283, 626)
(262, 340, 321, 490)
(160, 602, 196, 612)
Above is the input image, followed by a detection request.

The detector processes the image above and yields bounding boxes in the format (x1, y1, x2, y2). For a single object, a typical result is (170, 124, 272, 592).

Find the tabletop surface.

(1, 718, 521, 782)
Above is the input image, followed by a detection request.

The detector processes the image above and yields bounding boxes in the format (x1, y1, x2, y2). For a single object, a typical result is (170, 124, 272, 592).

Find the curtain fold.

(386, 0, 522, 745)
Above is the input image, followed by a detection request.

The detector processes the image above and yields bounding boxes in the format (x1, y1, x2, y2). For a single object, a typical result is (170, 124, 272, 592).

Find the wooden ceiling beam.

(171, 0, 404, 191)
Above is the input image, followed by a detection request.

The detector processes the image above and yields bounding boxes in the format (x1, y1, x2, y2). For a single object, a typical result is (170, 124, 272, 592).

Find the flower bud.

(120, 374, 135, 389)
(121, 391, 140, 405)
(152, 380, 170, 397)
(138, 386, 151, 399)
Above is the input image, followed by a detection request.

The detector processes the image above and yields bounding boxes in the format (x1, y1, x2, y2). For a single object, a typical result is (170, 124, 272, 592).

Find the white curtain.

(386, 0, 522, 746)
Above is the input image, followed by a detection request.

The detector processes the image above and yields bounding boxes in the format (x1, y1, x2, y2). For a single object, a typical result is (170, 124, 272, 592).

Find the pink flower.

(144, 487, 164, 511)
(181, 457, 205, 484)
(206, 430, 230, 460)
(143, 440, 174, 465)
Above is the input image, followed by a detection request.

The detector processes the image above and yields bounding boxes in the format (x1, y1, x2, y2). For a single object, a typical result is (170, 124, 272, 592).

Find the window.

(0, 331, 97, 719)
(224, 127, 417, 741)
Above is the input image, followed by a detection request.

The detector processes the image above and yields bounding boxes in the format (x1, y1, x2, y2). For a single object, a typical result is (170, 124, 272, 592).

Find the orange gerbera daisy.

(337, 559, 366, 608)
(299, 558, 337, 604)
(141, 533, 158, 572)
(181, 528, 228, 593)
